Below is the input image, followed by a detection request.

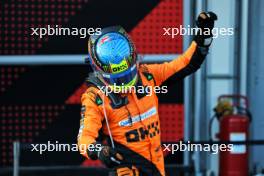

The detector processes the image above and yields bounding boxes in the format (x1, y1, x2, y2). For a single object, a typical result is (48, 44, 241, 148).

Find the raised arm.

(143, 12, 217, 86)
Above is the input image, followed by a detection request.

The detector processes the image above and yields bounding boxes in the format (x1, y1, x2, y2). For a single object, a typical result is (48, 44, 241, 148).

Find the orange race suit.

(78, 41, 208, 176)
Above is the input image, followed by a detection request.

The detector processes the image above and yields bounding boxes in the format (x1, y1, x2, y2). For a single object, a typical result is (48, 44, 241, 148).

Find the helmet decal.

(110, 59, 129, 73)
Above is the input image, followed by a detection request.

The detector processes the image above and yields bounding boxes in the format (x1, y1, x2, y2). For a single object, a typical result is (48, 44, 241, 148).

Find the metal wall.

(248, 0, 264, 171)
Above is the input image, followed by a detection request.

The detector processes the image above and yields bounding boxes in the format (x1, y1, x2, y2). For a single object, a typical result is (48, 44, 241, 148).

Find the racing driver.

(78, 12, 217, 176)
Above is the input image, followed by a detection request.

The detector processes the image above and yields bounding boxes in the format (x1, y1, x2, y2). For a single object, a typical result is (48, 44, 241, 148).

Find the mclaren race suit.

(78, 41, 208, 176)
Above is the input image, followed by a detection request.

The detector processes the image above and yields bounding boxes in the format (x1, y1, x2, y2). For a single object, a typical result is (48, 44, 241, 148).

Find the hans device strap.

(86, 74, 128, 109)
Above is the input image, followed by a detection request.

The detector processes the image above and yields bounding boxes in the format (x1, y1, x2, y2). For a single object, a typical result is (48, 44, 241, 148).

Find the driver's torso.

(86, 68, 165, 175)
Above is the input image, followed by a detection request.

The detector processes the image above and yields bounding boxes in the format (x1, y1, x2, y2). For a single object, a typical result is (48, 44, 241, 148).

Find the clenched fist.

(194, 12, 218, 46)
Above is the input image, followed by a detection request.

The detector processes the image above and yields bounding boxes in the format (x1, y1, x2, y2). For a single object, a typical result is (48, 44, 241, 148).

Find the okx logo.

(110, 60, 128, 73)
(125, 121, 159, 142)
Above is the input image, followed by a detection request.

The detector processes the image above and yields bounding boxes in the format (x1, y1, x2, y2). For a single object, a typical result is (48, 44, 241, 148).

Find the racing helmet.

(88, 26, 138, 90)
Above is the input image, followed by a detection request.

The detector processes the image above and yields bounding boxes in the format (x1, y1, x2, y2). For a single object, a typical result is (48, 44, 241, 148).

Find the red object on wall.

(217, 95, 250, 176)
(82, 159, 103, 167)
(66, 83, 87, 104)
(130, 0, 183, 54)
(159, 104, 184, 142)
(219, 114, 250, 176)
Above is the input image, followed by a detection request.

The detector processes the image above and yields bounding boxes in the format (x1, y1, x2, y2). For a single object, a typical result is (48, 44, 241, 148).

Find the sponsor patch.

(119, 107, 157, 127)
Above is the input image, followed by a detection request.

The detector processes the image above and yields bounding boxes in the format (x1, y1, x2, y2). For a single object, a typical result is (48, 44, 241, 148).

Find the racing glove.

(87, 143, 123, 168)
(194, 11, 218, 47)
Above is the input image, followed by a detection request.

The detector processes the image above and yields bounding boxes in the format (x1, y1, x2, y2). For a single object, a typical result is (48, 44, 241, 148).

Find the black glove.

(194, 11, 218, 47)
(88, 144, 123, 168)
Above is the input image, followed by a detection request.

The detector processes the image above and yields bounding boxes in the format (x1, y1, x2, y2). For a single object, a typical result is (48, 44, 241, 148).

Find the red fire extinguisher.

(209, 95, 252, 176)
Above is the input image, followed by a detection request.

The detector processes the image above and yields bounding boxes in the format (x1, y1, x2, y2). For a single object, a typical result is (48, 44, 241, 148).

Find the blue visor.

(102, 65, 137, 86)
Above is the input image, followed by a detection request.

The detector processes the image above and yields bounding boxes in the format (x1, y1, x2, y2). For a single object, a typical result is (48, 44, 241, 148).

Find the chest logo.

(119, 107, 157, 127)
